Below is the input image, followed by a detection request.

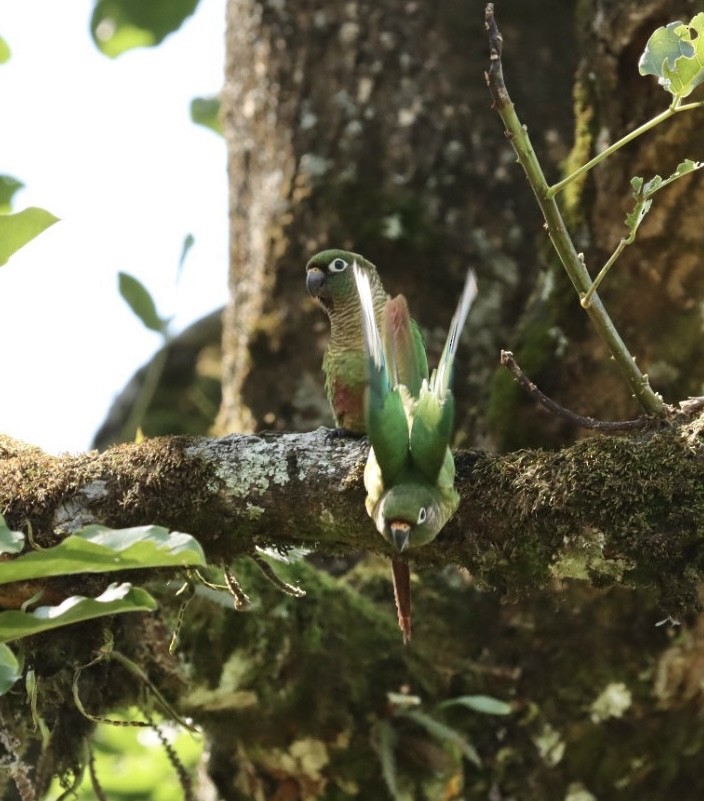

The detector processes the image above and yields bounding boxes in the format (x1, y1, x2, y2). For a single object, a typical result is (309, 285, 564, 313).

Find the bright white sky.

(1, 0, 228, 454)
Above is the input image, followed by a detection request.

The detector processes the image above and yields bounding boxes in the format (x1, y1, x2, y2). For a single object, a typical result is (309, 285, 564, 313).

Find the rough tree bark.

(2, 0, 704, 799)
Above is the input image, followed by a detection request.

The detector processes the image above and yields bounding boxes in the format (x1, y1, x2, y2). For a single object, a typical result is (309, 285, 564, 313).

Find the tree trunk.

(214, 0, 580, 445)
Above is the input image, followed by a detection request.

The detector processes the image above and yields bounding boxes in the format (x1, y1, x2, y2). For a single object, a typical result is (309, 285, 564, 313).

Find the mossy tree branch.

(2, 414, 704, 611)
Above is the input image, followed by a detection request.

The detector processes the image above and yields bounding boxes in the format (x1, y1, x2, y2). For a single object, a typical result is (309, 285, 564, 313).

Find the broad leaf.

(190, 96, 222, 136)
(639, 14, 704, 99)
(0, 583, 157, 643)
(438, 694, 513, 716)
(0, 175, 24, 213)
(118, 271, 169, 333)
(0, 515, 24, 555)
(0, 524, 205, 585)
(91, 0, 201, 58)
(0, 207, 59, 266)
(0, 643, 22, 694)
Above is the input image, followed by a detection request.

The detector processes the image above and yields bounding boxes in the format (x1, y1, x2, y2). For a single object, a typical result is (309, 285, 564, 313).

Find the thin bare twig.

(500, 351, 653, 431)
(250, 554, 306, 598)
(87, 746, 107, 801)
(145, 713, 195, 801)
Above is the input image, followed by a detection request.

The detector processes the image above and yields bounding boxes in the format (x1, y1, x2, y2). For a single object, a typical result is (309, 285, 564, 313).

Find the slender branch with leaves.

(485, 5, 704, 416)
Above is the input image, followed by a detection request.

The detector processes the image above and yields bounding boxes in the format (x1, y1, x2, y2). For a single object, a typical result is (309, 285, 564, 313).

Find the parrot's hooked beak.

(306, 267, 327, 298)
(390, 521, 411, 552)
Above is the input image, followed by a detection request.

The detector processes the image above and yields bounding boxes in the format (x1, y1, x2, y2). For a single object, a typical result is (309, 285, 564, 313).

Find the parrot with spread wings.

(307, 249, 476, 641)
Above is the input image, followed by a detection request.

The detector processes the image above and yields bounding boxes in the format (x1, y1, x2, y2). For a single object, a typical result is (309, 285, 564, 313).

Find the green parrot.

(306, 249, 428, 435)
(354, 262, 478, 641)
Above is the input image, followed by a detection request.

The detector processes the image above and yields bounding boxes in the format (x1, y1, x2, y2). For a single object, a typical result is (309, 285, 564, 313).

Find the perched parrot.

(305, 249, 428, 435)
(354, 261, 478, 642)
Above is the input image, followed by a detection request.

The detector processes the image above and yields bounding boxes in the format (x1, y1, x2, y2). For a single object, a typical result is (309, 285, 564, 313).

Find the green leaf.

(0, 583, 157, 643)
(0, 524, 206, 585)
(0, 36, 10, 64)
(0, 175, 24, 214)
(626, 160, 702, 239)
(0, 515, 24, 555)
(639, 14, 704, 99)
(375, 720, 400, 799)
(190, 96, 223, 136)
(118, 272, 169, 333)
(91, 0, 201, 58)
(0, 207, 59, 266)
(438, 694, 513, 716)
(402, 709, 481, 766)
(623, 194, 652, 241)
(0, 643, 22, 694)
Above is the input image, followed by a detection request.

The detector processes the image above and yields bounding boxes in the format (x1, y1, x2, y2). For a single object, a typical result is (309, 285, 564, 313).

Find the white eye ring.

(417, 507, 427, 525)
(328, 257, 348, 273)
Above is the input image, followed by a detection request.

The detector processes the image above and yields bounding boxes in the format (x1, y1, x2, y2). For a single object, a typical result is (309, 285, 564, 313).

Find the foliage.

(48, 711, 203, 801)
(0, 643, 22, 694)
(190, 96, 222, 136)
(0, 516, 24, 554)
(118, 271, 171, 334)
(0, 207, 59, 266)
(0, 516, 205, 692)
(639, 13, 704, 100)
(116, 231, 201, 441)
(0, 522, 205, 584)
(0, 175, 23, 213)
(374, 690, 514, 799)
(0, 35, 11, 64)
(582, 159, 703, 304)
(487, 8, 703, 414)
(91, 0, 202, 57)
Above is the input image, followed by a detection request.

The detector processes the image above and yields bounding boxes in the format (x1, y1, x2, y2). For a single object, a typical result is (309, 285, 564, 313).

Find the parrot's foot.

(324, 427, 366, 443)
(222, 562, 251, 610)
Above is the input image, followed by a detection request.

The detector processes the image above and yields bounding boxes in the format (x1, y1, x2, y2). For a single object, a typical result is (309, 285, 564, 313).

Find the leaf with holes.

(639, 14, 704, 99)
(626, 160, 703, 239)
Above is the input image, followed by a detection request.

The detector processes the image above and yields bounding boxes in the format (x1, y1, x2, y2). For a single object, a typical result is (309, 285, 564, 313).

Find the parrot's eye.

(328, 257, 348, 273)
(417, 507, 427, 525)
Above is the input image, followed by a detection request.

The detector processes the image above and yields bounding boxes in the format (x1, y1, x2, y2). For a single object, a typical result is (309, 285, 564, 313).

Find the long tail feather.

(391, 557, 412, 644)
(434, 270, 478, 399)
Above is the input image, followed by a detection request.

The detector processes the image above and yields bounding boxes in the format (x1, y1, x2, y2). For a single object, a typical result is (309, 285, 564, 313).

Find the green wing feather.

(410, 271, 477, 483)
(354, 262, 409, 485)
